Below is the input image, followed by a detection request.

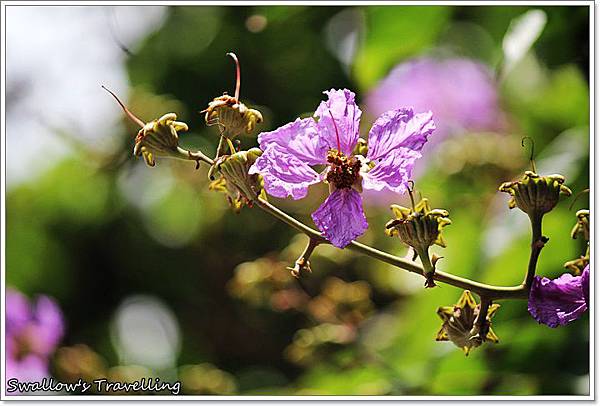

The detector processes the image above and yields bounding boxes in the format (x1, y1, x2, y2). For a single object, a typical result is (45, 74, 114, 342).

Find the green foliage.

(353, 6, 451, 90)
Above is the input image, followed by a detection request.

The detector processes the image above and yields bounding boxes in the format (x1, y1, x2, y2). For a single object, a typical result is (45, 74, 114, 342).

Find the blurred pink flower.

(6, 288, 65, 391)
(366, 57, 505, 141)
(363, 57, 505, 207)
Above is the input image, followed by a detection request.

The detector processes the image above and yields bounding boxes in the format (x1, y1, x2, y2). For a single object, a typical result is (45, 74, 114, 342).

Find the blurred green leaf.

(144, 179, 208, 247)
(296, 362, 391, 395)
(6, 220, 71, 297)
(353, 6, 451, 90)
(430, 351, 488, 395)
(6, 157, 112, 298)
(503, 61, 589, 136)
(530, 65, 589, 128)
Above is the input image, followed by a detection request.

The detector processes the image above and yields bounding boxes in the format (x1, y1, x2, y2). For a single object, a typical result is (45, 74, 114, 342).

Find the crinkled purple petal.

(311, 188, 368, 248)
(6, 288, 31, 336)
(582, 265, 590, 306)
(257, 118, 328, 165)
(249, 146, 320, 200)
(362, 147, 421, 194)
(314, 89, 362, 156)
(28, 295, 65, 356)
(367, 108, 435, 161)
(528, 272, 588, 328)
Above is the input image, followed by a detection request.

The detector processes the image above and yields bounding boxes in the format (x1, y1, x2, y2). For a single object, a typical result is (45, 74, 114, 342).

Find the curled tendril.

(569, 188, 590, 211)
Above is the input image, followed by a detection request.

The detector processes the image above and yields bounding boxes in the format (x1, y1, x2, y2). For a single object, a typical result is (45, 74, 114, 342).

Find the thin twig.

(174, 156, 529, 301)
(475, 297, 491, 333)
(254, 197, 528, 301)
(523, 214, 547, 289)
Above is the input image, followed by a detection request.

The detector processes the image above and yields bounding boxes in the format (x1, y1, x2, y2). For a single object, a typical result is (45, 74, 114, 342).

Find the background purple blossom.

(6, 288, 65, 388)
(365, 57, 505, 142)
(361, 56, 507, 206)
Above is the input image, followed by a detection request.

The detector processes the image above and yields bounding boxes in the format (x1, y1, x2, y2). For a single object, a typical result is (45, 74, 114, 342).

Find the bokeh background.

(5, 5, 590, 396)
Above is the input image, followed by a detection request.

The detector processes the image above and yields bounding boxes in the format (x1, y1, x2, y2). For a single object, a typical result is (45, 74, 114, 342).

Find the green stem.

(288, 236, 321, 278)
(415, 246, 436, 288)
(179, 155, 530, 301)
(176, 146, 213, 166)
(300, 237, 320, 261)
(214, 135, 228, 161)
(475, 297, 491, 332)
(523, 213, 546, 289)
(255, 197, 527, 301)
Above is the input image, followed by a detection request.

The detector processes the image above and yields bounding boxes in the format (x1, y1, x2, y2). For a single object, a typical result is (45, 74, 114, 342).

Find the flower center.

(326, 150, 362, 190)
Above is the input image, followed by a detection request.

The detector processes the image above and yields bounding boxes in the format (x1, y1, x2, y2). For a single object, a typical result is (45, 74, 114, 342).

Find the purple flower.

(528, 265, 590, 328)
(249, 89, 434, 248)
(366, 57, 503, 141)
(6, 288, 65, 387)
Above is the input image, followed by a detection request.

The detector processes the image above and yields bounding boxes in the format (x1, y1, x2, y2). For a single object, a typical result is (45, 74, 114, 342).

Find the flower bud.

(204, 95, 263, 138)
(385, 198, 451, 251)
(564, 209, 590, 275)
(385, 197, 451, 288)
(102, 86, 190, 168)
(436, 290, 500, 356)
(564, 255, 589, 276)
(203, 53, 263, 138)
(211, 148, 265, 212)
(133, 113, 189, 167)
(353, 138, 368, 157)
(571, 209, 590, 241)
(499, 171, 572, 219)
